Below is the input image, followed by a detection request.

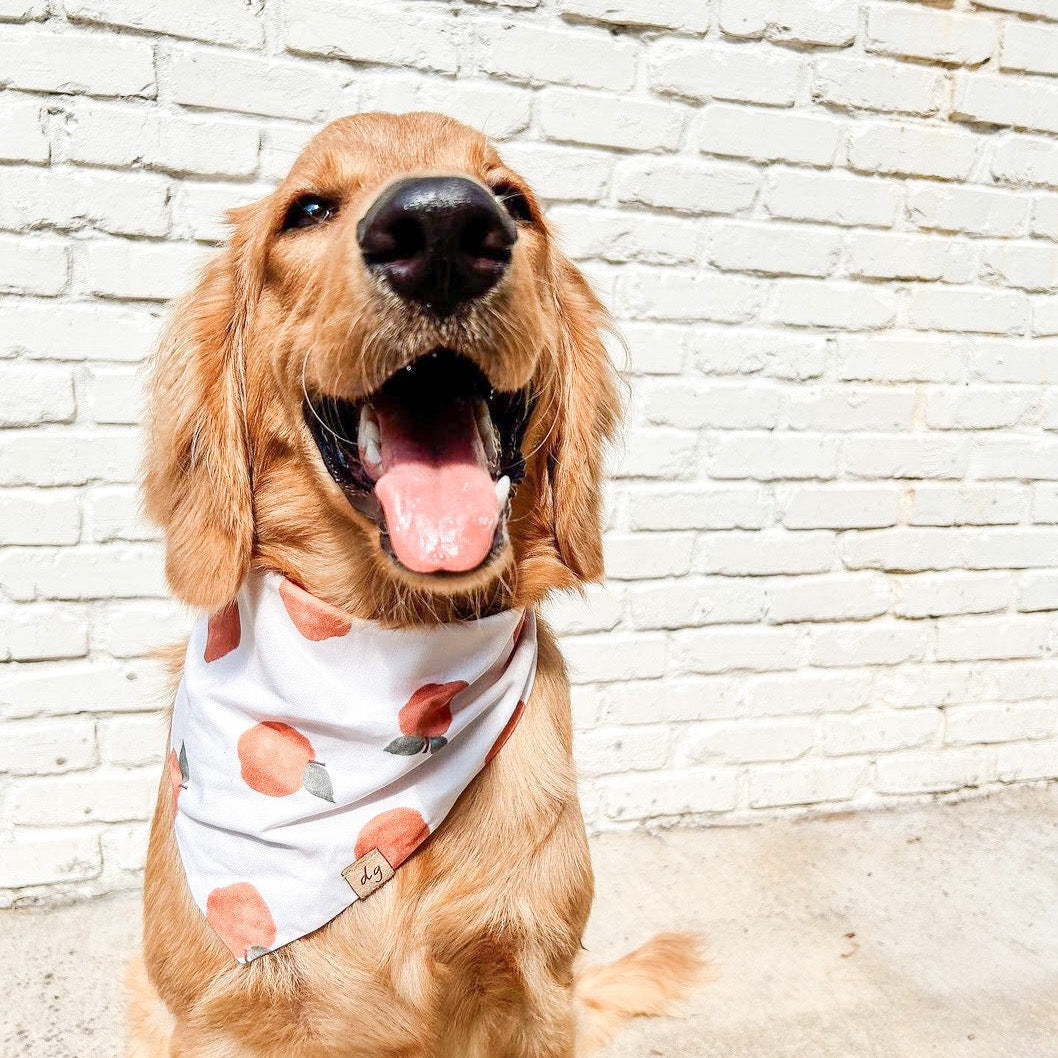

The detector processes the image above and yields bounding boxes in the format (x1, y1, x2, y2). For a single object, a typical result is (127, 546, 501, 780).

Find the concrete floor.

(2, 785, 1056, 1057)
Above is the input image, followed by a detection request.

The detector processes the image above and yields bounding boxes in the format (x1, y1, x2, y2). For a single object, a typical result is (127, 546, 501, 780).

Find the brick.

(540, 88, 684, 151)
(359, 76, 531, 141)
(876, 748, 996, 794)
(896, 571, 1014, 617)
(559, 0, 711, 31)
(63, 0, 263, 46)
(0, 490, 80, 545)
(97, 713, 167, 768)
(92, 600, 189, 658)
(65, 101, 260, 178)
(765, 168, 902, 228)
(847, 232, 975, 284)
(769, 280, 897, 331)
(911, 484, 1027, 526)
(907, 182, 1031, 237)
(628, 577, 765, 629)
(171, 44, 335, 121)
(674, 626, 803, 674)
(748, 760, 867, 808)
(808, 622, 930, 667)
(1001, 20, 1058, 77)
(721, 0, 859, 46)
(615, 157, 760, 214)
(946, 700, 1058, 743)
(85, 240, 211, 302)
(603, 532, 694, 579)
(0, 833, 100, 889)
(1033, 195, 1058, 239)
(954, 72, 1058, 135)
(0, 97, 47, 162)
(628, 486, 769, 530)
(865, 3, 997, 65)
(0, 0, 46, 17)
(1035, 483, 1058, 522)
(699, 104, 842, 166)
(778, 486, 902, 529)
(0, 27, 154, 97)
(982, 242, 1058, 292)
(708, 221, 841, 277)
(0, 717, 95, 774)
(8, 767, 157, 825)
(0, 363, 75, 427)
(696, 530, 836, 575)
(0, 659, 165, 719)
(500, 144, 611, 202)
(480, 23, 635, 90)
(969, 338, 1058, 383)
(84, 366, 143, 425)
(972, 0, 1058, 20)
(741, 671, 872, 717)
(597, 768, 739, 821)
(575, 725, 673, 776)
(926, 386, 1038, 429)
(709, 434, 839, 480)
(551, 206, 697, 264)
(563, 633, 667, 683)
(821, 711, 938, 757)
(646, 381, 782, 429)
(813, 56, 944, 115)
(0, 545, 167, 601)
(685, 719, 814, 764)
(907, 286, 1029, 336)
(173, 182, 269, 244)
(0, 234, 68, 296)
(1019, 570, 1058, 610)
(610, 428, 698, 479)
(767, 572, 891, 623)
(597, 678, 743, 726)
(1, 604, 87, 661)
(689, 328, 827, 380)
(996, 737, 1058, 781)
(843, 527, 965, 571)
(963, 528, 1058, 569)
(845, 436, 968, 480)
(848, 122, 980, 180)
(838, 336, 966, 384)
(87, 486, 158, 543)
(992, 135, 1058, 189)
(0, 167, 170, 238)
(1, 301, 161, 362)
(651, 42, 802, 107)
(622, 270, 764, 323)
(787, 388, 917, 431)
(0, 430, 140, 485)
(618, 323, 686, 375)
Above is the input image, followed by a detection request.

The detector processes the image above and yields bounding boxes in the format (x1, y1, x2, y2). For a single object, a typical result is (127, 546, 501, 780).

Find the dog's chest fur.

(143, 624, 592, 1057)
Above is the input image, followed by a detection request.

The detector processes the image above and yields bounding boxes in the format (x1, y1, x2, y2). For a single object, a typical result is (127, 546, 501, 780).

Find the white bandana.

(169, 572, 536, 963)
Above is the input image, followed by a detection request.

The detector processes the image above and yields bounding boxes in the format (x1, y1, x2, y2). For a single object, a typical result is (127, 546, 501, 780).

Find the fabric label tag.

(343, 848, 394, 899)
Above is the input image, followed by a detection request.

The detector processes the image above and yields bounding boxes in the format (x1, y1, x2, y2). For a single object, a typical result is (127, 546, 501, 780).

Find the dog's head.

(145, 112, 620, 622)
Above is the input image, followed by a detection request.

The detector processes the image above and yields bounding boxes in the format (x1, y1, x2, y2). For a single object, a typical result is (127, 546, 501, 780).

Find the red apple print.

(384, 681, 467, 755)
(279, 579, 353, 641)
(354, 807, 430, 869)
(486, 701, 525, 765)
(204, 601, 240, 662)
(237, 721, 334, 802)
(206, 882, 276, 961)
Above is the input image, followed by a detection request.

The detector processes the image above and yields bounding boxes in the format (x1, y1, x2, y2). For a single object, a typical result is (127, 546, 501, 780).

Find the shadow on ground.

(3, 785, 1056, 1057)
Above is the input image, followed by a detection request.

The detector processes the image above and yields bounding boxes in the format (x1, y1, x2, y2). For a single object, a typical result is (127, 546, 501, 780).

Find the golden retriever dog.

(127, 111, 702, 1058)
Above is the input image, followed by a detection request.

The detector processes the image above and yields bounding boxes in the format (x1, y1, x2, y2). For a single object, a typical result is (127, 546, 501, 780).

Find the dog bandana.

(169, 572, 536, 963)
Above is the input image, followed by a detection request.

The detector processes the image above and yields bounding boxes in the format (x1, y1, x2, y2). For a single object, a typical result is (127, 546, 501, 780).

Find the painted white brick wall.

(2, 0, 1058, 905)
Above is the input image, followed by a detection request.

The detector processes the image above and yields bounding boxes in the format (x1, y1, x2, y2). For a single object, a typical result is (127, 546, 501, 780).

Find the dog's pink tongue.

(373, 398, 498, 573)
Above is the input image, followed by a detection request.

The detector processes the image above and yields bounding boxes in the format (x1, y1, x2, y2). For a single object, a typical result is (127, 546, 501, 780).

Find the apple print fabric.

(170, 572, 536, 963)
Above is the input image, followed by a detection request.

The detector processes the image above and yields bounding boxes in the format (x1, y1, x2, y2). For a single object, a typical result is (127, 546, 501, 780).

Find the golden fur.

(131, 112, 703, 1058)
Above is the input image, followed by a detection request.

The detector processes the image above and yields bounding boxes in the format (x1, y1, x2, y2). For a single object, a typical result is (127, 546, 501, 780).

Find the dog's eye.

(493, 183, 533, 224)
(282, 195, 338, 231)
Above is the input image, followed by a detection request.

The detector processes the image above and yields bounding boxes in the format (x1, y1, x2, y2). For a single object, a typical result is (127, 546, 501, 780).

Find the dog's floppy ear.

(143, 203, 267, 609)
(537, 252, 621, 584)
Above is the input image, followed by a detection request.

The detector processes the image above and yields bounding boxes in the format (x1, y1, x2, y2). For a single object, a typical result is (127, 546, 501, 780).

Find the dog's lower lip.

(304, 349, 530, 575)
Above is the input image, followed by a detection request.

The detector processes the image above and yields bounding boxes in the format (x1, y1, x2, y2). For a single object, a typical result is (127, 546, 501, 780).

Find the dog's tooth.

(494, 475, 511, 511)
(476, 400, 499, 464)
(358, 405, 380, 449)
(362, 438, 382, 470)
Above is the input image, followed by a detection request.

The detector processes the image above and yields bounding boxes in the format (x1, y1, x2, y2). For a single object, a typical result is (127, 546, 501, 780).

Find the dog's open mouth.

(305, 349, 530, 576)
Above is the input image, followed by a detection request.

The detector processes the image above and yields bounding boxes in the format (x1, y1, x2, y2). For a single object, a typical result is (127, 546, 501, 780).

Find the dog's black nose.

(357, 177, 517, 316)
